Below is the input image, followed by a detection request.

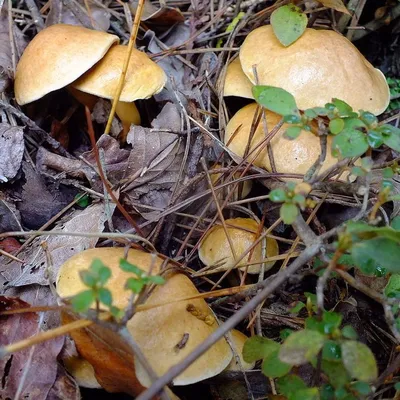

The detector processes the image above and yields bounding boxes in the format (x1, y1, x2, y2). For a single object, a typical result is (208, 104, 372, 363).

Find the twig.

(104, 0, 145, 134)
(135, 242, 322, 400)
(24, 0, 44, 30)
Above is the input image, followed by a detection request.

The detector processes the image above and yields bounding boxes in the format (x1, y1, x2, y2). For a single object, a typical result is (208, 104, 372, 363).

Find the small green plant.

(70, 258, 165, 319)
(243, 310, 377, 400)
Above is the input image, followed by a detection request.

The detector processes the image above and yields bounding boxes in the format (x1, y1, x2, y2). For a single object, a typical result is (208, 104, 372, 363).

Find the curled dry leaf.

(0, 5, 27, 93)
(318, 0, 350, 14)
(130, 0, 184, 25)
(0, 296, 64, 400)
(0, 124, 24, 182)
(1, 202, 114, 287)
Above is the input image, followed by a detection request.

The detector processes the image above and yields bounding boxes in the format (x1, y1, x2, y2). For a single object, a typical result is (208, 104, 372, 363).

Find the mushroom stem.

(115, 101, 141, 140)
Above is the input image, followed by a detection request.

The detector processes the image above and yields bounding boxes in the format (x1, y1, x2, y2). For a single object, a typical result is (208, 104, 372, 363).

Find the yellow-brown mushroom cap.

(239, 26, 390, 115)
(225, 330, 255, 371)
(56, 247, 164, 309)
(225, 103, 342, 179)
(71, 45, 167, 102)
(223, 58, 254, 99)
(15, 24, 119, 105)
(56, 248, 233, 387)
(130, 273, 232, 386)
(63, 356, 101, 389)
(198, 218, 279, 275)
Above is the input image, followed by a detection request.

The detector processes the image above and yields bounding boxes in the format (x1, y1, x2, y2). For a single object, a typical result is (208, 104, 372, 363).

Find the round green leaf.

(350, 381, 371, 395)
(322, 341, 342, 361)
(322, 360, 351, 389)
(252, 85, 299, 116)
(71, 290, 95, 313)
(382, 125, 400, 152)
(288, 388, 319, 400)
(280, 203, 299, 225)
(391, 216, 400, 231)
(384, 274, 400, 298)
(331, 98, 355, 117)
(279, 329, 326, 365)
(360, 111, 378, 127)
(98, 287, 112, 306)
(270, 4, 308, 47)
(329, 118, 345, 135)
(332, 129, 369, 158)
(277, 375, 307, 397)
(262, 348, 292, 378)
(285, 126, 303, 140)
(341, 325, 358, 340)
(367, 130, 384, 148)
(242, 336, 279, 363)
(269, 188, 287, 203)
(284, 114, 302, 124)
(341, 341, 378, 382)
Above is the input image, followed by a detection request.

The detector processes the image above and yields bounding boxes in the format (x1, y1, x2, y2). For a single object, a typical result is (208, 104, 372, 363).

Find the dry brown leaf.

(0, 5, 27, 93)
(47, 365, 81, 400)
(1, 202, 114, 287)
(130, 0, 184, 25)
(0, 124, 24, 182)
(318, 0, 350, 14)
(0, 296, 64, 399)
(0, 196, 23, 232)
(46, 0, 111, 31)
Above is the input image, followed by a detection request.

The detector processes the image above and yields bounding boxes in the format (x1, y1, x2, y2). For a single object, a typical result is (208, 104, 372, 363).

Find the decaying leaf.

(0, 196, 23, 232)
(0, 5, 27, 93)
(0, 296, 64, 399)
(1, 202, 114, 287)
(0, 124, 24, 182)
(18, 163, 75, 229)
(318, 0, 350, 14)
(46, 0, 111, 31)
(47, 365, 81, 400)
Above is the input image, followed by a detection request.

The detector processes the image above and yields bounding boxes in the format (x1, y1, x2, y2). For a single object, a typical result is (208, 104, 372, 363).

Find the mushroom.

(56, 247, 233, 394)
(198, 218, 279, 275)
(224, 103, 343, 179)
(223, 58, 253, 99)
(71, 44, 167, 136)
(225, 330, 255, 371)
(229, 25, 389, 115)
(14, 24, 119, 106)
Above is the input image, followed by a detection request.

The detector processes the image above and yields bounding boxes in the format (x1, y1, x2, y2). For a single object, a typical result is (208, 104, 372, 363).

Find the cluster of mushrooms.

(222, 25, 391, 178)
(13, 20, 393, 399)
(14, 23, 167, 136)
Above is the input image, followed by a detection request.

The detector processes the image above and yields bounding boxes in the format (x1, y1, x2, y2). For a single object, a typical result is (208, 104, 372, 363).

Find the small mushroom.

(71, 44, 167, 136)
(14, 24, 119, 106)
(198, 218, 279, 275)
(56, 247, 233, 394)
(233, 25, 389, 115)
(225, 103, 341, 179)
(223, 58, 253, 99)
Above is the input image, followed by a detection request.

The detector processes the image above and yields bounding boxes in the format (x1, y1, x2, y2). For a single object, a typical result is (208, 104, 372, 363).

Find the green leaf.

(331, 99, 355, 117)
(242, 336, 279, 363)
(270, 4, 307, 47)
(381, 125, 400, 152)
(329, 118, 345, 135)
(98, 287, 112, 306)
(341, 325, 358, 340)
(383, 167, 395, 179)
(343, 117, 366, 130)
(279, 329, 326, 365)
(71, 290, 95, 313)
(350, 381, 371, 395)
(322, 311, 342, 334)
(110, 305, 123, 319)
(351, 166, 365, 177)
(285, 126, 303, 140)
(392, 216, 400, 231)
(351, 237, 400, 273)
(119, 259, 144, 276)
(125, 277, 145, 294)
(367, 130, 384, 148)
(332, 129, 369, 158)
(288, 388, 320, 400)
(97, 266, 111, 286)
(90, 258, 107, 274)
(320, 384, 335, 400)
(292, 194, 306, 207)
(322, 360, 351, 389)
(252, 85, 299, 116)
(75, 193, 90, 207)
(79, 270, 97, 288)
(290, 301, 306, 314)
(269, 188, 287, 202)
(277, 375, 308, 397)
(384, 274, 400, 298)
(147, 275, 165, 285)
(280, 203, 299, 225)
(280, 329, 293, 340)
(360, 111, 378, 126)
(341, 341, 378, 382)
(395, 382, 400, 390)
(322, 341, 342, 361)
(284, 114, 302, 124)
(262, 349, 292, 378)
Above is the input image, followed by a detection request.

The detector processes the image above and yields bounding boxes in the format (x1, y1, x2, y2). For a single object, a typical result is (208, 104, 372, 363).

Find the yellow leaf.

(319, 0, 351, 14)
